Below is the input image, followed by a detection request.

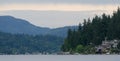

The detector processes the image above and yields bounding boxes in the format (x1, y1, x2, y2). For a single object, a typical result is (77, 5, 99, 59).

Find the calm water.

(0, 55, 119, 61)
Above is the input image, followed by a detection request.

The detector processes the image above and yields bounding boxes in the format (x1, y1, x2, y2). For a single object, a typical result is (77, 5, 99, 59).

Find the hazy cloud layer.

(1, 0, 119, 5)
(0, 0, 119, 28)
(0, 10, 114, 28)
(0, 4, 117, 11)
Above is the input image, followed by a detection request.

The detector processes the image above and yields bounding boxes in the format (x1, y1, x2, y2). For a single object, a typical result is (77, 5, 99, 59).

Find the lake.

(0, 55, 119, 61)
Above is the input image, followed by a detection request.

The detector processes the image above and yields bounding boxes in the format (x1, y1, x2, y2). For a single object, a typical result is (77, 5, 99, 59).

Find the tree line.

(0, 31, 63, 54)
(61, 8, 120, 54)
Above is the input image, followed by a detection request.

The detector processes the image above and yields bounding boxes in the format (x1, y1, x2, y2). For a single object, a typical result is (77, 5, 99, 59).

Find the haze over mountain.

(0, 16, 77, 37)
(0, 0, 118, 28)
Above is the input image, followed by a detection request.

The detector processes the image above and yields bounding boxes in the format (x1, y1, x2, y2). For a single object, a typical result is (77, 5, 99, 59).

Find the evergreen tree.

(61, 7, 120, 54)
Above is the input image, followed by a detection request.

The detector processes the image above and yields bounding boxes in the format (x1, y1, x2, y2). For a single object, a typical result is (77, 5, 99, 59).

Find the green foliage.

(61, 7, 120, 54)
(0, 31, 64, 54)
(75, 45, 84, 53)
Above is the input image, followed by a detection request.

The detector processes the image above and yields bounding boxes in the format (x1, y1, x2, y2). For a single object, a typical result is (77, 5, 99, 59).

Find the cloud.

(0, 4, 118, 11)
(0, 10, 116, 28)
(0, 0, 119, 5)
(0, 0, 119, 28)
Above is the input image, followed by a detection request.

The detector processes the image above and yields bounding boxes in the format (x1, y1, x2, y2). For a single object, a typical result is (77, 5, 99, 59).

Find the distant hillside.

(47, 26, 78, 37)
(0, 31, 64, 54)
(0, 16, 77, 37)
(0, 16, 50, 35)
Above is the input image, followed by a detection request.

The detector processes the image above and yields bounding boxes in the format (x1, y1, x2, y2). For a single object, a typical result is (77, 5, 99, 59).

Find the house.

(96, 39, 119, 54)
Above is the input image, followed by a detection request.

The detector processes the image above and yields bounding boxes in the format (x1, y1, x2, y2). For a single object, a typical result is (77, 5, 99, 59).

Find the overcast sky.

(0, 0, 119, 28)
(0, 0, 119, 5)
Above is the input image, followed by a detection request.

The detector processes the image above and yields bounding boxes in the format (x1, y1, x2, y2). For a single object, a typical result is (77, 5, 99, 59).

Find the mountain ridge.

(0, 15, 78, 37)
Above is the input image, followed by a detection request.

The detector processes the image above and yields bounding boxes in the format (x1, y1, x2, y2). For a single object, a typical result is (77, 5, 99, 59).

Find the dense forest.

(61, 8, 120, 54)
(0, 31, 63, 54)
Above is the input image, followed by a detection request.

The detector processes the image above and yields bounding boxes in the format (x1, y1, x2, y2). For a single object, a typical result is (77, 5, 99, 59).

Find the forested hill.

(61, 8, 120, 54)
(0, 16, 50, 35)
(0, 31, 64, 54)
(0, 16, 77, 37)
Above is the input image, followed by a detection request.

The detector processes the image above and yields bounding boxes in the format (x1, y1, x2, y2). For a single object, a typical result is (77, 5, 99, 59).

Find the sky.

(0, 0, 119, 28)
